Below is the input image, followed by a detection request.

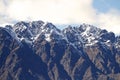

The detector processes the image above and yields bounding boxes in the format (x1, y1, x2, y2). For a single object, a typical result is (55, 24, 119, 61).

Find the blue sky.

(93, 0, 120, 13)
(0, 0, 120, 34)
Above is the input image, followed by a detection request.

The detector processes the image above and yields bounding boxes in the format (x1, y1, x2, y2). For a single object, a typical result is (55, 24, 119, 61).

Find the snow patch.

(81, 26, 90, 36)
(45, 33, 51, 42)
(34, 34, 40, 41)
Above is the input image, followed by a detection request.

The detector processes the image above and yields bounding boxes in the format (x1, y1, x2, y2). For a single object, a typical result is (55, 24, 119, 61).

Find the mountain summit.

(0, 20, 120, 80)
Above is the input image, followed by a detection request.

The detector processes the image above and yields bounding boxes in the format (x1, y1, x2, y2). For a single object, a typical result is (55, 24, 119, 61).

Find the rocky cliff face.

(0, 21, 120, 80)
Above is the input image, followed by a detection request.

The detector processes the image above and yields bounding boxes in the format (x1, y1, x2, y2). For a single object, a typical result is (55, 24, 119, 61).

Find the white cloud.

(97, 9, 120, 34)
(0, 0, 5, 13)
(7, 0, 95, 24)
(0, 0, 120, 34)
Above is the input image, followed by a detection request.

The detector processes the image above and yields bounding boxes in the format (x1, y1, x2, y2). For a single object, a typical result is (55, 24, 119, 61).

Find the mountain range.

(0, 20, 120, 80)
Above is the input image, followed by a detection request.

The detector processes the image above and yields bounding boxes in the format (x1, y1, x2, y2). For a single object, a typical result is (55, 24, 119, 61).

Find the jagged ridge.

(0, 20, 120, 80)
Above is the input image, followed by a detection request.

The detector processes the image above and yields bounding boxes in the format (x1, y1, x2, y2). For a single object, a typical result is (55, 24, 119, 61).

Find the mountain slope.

(0, 20, 120, 80)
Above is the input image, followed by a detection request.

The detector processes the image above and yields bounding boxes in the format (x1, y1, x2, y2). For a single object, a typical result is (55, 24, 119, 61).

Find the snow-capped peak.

(62, 23, 115, 47)
(12, 21, 62, 43)
(6, 21, 116, 47)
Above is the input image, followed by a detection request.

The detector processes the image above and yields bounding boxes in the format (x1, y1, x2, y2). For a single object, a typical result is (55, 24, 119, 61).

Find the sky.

(0, 0, 120, 34)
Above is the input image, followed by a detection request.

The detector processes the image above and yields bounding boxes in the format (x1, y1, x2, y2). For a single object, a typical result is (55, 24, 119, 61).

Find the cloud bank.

(0, 0, 120, 34)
